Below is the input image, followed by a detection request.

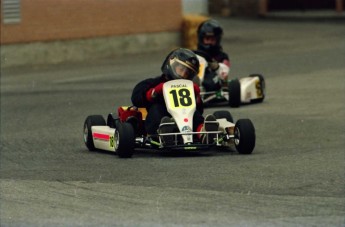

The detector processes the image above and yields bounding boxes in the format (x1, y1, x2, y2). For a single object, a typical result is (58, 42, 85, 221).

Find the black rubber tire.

(234, 119, 255, 154)
(213, 110, 234, 123)
(83, 115, 106, 151)
(107, 113, 118, 128)
(249, 74, 265, 103)
(115, 122, 135, 158)
(228, 79, 241, 107)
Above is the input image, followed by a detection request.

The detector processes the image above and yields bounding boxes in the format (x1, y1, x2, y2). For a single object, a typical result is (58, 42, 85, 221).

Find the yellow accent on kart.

(120, 106, 148, 120)
(197, 63, 206, 78)
(138, 108, 147, 120)
(255, 79, 263, 98)
(109, 136, 114, 148)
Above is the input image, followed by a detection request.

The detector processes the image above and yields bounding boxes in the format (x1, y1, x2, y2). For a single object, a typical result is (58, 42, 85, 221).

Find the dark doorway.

(268, 0, 337, 11)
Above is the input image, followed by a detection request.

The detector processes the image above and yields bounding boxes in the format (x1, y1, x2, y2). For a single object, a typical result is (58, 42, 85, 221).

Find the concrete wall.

(182, 0, 209, 15)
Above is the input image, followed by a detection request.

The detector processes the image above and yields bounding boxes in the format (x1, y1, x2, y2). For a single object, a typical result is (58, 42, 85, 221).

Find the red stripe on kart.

(93, 133, 110, 141)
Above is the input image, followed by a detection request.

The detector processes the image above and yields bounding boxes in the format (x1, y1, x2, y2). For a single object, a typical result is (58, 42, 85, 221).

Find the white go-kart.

(83, 79, 256, 158)
(194, 52, 266, 107)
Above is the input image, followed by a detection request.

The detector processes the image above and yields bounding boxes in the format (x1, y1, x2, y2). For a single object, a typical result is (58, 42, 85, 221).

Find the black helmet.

(197, 19, 223, 52)
(161, 48, 199, 80)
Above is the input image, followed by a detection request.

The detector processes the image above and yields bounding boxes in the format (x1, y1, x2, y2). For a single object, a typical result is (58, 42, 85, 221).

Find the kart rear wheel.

(115, 122, 135, 158)
(249, 74, 265, 103)
(213, 110, 234, 123)
(234, 119, 255, 154)
(228, 79, 241, 107)
(83, 115, 106, 151)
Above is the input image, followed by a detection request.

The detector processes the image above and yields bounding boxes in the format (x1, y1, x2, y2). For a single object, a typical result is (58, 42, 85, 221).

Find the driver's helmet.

(161, 48, 199, 80)
(197, 19, 223, 53)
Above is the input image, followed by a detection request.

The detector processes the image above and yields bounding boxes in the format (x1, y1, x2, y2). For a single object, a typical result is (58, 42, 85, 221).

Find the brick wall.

(0, 0, 182, 44)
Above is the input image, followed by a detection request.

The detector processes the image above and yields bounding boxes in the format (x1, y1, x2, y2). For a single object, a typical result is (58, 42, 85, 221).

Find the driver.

(195, 19, 230, 91)
(131, 48, 218, 144)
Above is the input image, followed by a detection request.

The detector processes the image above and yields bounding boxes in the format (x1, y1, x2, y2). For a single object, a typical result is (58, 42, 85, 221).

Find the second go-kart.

(83, 79, 256, 158)
(194, 52, 266, 107)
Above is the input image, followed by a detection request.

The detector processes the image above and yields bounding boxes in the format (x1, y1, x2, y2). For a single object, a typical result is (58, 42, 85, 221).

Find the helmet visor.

(170, 58, 197, 80)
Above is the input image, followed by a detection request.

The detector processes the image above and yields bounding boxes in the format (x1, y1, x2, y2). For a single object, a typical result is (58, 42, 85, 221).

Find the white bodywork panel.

(240, 77, 261, 103)
(91, 126, 116, 152)
(217, 118, 235, 132)
(163, 79, 196, 144)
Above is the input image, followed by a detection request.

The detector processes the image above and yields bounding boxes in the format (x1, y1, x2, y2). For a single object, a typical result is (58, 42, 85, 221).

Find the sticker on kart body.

(93, 133, 114, 148)
(181, 125, 192, 132)
(255, 80, 263, 98)
(166, 84, 195, 109)
(93, 133, 110, 141)
(109, 136, 114, 148)
(181, 126, 193, 142)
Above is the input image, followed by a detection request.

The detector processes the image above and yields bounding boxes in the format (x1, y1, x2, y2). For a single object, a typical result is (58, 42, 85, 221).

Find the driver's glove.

(146, 83, 164, 102)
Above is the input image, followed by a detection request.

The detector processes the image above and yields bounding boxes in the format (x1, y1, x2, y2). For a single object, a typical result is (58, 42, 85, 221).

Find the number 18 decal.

(169, 88, 195, 108)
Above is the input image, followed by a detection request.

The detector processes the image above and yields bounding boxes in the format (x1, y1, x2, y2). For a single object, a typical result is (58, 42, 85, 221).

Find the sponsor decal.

(93, 133, 110, 141)
(170, 84, 187, 88)
(181, 126, 192, 132)
(168, 87, 195, 109)
(255, 80, 263, 98)
(109, 136, 114, 148)
(184, 146, 197, 150)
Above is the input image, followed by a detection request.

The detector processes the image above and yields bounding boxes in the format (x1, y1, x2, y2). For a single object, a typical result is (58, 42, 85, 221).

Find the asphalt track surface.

(1, 18, 345, 227)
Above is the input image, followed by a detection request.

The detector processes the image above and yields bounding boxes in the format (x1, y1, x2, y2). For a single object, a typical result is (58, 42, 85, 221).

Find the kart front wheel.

(83, 115, 106, 151)
(228, 79, 241, 107)
(234, 119, 255, 154)
(114, 122, 135, 158)
(213, 110, 234, 123)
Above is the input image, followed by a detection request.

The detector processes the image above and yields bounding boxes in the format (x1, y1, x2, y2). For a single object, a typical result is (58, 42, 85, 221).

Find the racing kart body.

(195, 53, 266, 107)
(83, 79, 256, 158)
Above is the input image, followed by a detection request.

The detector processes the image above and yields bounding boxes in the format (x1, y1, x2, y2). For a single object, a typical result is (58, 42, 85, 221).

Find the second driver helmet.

(197, 19, 223, 53)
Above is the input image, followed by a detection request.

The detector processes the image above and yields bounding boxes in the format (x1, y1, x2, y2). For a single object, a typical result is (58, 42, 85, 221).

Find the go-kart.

(194, 51, 266, 107)
(83, 79, 256, 158)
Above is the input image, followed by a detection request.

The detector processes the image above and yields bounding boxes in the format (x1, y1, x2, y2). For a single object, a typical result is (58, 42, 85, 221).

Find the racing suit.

(131, 74, 204, 135)
(196, 50, 230, 92)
